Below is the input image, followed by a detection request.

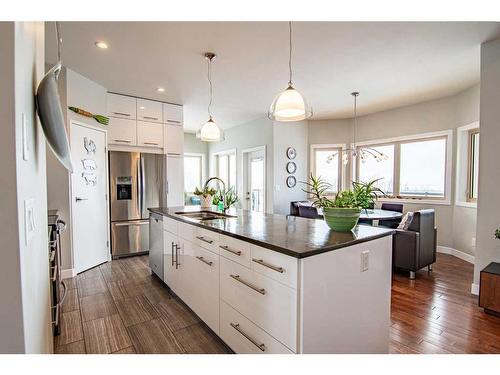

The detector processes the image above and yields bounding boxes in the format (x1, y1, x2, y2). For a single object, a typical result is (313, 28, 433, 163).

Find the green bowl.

(323, 207, 362, 232)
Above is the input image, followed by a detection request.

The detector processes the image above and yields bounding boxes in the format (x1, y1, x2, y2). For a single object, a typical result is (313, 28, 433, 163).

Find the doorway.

(242, 146, 266, 212)
(70, 121, 110, 273)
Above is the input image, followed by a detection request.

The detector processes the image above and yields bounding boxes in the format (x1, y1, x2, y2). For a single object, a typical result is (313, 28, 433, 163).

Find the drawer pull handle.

(167, 120, 181, 124)
(196, 236, 214, 244)
(196, 256, 213, 267)
(143, 116, 159, 120)
(252, 258, 284, 273)
(219, 245, 242, 256)
(230, 323, 265, 352)
(114, 139, 132, 143)
(112, 112, 131, 117)
(143, 142, 159, 146)
(230, 274, 266, 295)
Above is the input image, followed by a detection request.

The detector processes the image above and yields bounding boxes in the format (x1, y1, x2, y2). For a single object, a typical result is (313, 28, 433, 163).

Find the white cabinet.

(107, 117, 137, 146)
(164, 123, 184, 155)
(107, 93, 136, 119)
(163, 230, 180, 292)
(163, 103, 183, 124)
(137, 98, 163, 123)
(137, 121, 163, 148)
(166, 155, 184, 207)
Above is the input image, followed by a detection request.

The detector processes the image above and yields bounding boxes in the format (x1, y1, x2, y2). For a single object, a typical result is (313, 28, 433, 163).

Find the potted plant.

(302, 175, 384, 232)
(194, 186, 217, 209)
(213, 186, 239, 212)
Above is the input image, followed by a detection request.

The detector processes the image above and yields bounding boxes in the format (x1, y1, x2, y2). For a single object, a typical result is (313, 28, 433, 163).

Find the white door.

(70, 122, 109, 273)
(244, 148, 266, 212)
(167, 155, 185, 207)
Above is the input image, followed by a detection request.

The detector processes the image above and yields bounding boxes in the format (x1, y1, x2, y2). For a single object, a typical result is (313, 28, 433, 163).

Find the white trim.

(471, 283, 480, 296)
(241, 145, 267, 213)
(61, 268, 76, 279)
(455, 121, 480, 207)
(310, 143, 347, 192)
(183, 152, 206, 192)
(437, 246, 475, 264)
(354, 129, 453, 147)
(455, 201, 477, 209)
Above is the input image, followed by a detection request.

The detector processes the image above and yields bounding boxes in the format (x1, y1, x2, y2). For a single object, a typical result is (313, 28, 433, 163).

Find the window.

(358, 144, 395, 194)
(184, 153, 204, 194)
(399, 138, 446, 197)
(467, 129, 480, 202)
(214, 150, 236, 190)
(355, 132, 451, 202)
(311, 145, 342, 192)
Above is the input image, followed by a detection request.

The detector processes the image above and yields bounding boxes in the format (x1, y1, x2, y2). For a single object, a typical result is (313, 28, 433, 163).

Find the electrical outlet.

(361, 250, 369, 272)
(472, 237, 476, 247)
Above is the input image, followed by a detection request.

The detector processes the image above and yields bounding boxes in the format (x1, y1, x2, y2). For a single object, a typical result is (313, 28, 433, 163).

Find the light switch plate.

(361, 250, 370, 272)
(24, 198, 36, 246)
(22, 113, 29, 161)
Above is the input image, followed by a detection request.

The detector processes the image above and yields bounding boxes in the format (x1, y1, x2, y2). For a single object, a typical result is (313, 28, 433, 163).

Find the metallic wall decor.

(286, 161, 297, 174)
(81, 159, 97, 170)
(82, 171, 97, 186)
(286, 175, 297, 188)
(286, 147, 297, 160)
(84, 137, 96, 154)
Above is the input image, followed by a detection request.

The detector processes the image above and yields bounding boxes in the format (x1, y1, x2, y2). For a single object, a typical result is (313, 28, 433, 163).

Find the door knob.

(75, 197, 88, 202)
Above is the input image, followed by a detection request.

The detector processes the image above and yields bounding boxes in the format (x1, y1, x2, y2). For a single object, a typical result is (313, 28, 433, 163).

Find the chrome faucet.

(203, 177, 226, 193)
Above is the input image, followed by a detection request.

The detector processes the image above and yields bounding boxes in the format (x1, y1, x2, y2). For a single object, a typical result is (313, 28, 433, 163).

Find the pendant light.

(268, 22, 312, 122)
(328, 92, 388, 165)
(196, 52, 224, 142)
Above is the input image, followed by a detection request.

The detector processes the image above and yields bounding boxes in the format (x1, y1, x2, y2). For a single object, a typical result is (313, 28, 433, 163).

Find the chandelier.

(328, 92, 388, 166)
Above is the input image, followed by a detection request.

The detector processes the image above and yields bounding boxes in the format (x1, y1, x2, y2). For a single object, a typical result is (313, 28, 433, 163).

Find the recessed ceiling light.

(139, 106, 145, 109)
(156, 87, 165, 93)
(95, 41, 108, 49)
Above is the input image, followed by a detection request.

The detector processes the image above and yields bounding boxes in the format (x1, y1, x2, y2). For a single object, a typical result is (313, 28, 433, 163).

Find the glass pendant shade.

(196, 117, 224, 142)
(269, 84, 312, 122)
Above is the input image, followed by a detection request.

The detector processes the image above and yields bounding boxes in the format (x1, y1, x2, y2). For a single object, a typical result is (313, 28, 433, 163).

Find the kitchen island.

(149, 206, 394, 354)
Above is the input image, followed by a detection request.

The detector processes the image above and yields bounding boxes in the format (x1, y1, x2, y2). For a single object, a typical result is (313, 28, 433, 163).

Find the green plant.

(302, 174, 384, 209)
(495, 228, 500, 240)
(193, 186, 217, 198)
(213, 186, 239, 211)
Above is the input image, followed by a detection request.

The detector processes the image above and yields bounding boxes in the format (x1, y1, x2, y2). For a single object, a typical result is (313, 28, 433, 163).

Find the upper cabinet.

(137, 99, 163, 123)
(107, 93, 137, 119)
(163, 103, 183, 125)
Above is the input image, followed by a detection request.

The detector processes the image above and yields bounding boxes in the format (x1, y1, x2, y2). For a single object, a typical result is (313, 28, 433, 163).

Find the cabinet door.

(166, 155, 185, 207)
(107, 93, 137, 119)
(137, 99, 163, 123)
(137, 121, 164, 148)
(163, 103, 183, 124)
(107, 117, 137, 146)
(164, 123, 184, 155)
(189, 244, 220, 333)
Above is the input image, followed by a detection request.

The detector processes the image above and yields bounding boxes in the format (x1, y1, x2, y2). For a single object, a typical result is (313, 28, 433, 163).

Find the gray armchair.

(393, 209, 437, 279)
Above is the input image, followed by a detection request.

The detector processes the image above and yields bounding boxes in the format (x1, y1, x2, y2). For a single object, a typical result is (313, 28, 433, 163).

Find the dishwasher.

(149, 212, 164, 281)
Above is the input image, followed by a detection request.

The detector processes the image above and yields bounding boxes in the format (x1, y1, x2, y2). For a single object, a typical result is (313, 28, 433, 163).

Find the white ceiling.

(46, 22, 500, 132)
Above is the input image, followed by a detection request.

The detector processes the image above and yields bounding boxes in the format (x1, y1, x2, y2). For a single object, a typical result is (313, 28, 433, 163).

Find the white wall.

(273, 121, 309, 215)
(0, 22, 52, 353)
(308, 85, 480, 255)
(208, 117, 274, 212)
(474, 39, 500, 286)
(46, 67, 107, 273)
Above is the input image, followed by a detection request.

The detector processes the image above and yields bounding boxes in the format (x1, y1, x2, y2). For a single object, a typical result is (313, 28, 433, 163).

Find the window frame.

(354, 130, 453, 205)
(183, 152, 206, 194)
(466, 128, 480, 203)
(310, 144, 345, 194)
(212, 148, 237, 191)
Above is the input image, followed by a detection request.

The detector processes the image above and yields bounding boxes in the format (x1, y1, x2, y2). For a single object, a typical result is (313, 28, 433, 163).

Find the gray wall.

(273, 121, 309, 215)
(308, 85, 480, 255)
(208, 117, 274, 212)
(474, 39, 500, 285)
(0, 22, 52, 353)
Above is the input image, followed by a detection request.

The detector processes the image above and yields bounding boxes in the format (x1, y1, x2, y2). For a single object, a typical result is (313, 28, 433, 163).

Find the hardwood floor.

(54, 253, 500, 354)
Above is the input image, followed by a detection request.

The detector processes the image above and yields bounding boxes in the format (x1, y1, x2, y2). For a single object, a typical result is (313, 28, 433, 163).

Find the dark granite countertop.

(148, 206, 394, 259)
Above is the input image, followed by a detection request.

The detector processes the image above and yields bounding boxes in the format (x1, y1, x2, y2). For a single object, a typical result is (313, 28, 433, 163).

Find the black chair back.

(381, 203, 403, 213)
(298, 205, 320, 219)
(290, 201, 311, 216)
(379, 203, 404, 228)
(407, 209, 437, 268)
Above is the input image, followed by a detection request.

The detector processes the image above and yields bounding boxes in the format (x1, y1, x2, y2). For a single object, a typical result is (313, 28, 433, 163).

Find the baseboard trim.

(471, 283, 480, 296)
(437, 246, 475, 264)
(61, 268, 76, 279)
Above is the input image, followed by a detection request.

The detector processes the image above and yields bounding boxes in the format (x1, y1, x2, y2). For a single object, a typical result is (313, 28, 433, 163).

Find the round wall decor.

(286, 176, 297, 188)
(286, 147, 297, 160)
(286, 161, 297, 174)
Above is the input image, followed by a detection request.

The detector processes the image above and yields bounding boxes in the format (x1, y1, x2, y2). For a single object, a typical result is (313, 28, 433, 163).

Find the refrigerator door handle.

(136, 155, 142, 217)
(140, 155, 146, 217)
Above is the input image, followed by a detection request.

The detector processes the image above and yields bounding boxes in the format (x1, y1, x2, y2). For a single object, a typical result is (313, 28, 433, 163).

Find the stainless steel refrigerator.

(109, 151, 166, 258)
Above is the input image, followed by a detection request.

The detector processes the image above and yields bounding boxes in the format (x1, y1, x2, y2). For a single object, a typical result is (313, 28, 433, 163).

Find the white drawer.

(163, 217, 178, 235)
(220, 257, 297, 352)
(220, 300, 293, 354)
(218, 235, 252, 268)
(107, 93, 136, 119)
(193, 227, 219, 254)
(251, 245, 298, 289)
(137, 98, 163, 123)
(178, 221, 195, 242)
(188, 245, 220, 334)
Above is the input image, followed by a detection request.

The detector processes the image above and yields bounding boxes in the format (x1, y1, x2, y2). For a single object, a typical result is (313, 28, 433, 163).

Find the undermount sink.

(175, 211, 237, 221)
